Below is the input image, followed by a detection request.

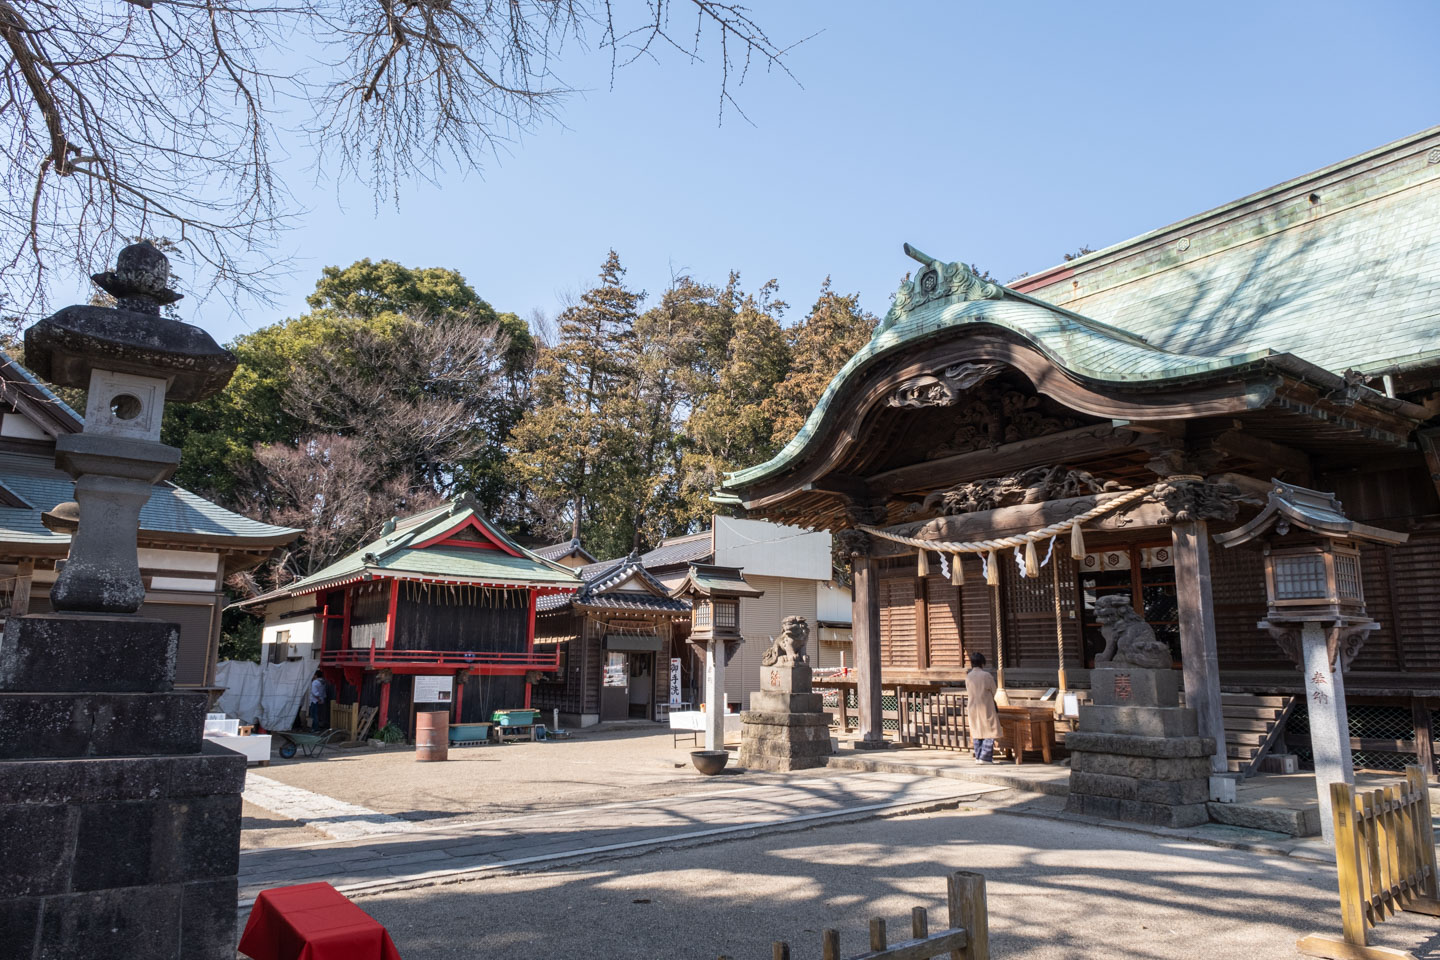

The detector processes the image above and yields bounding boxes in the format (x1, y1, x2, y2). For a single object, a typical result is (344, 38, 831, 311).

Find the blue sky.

(204, 1, 1439, 342)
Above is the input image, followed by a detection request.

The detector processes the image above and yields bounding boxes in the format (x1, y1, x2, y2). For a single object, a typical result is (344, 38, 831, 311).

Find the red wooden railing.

(321, 648, 560, 670)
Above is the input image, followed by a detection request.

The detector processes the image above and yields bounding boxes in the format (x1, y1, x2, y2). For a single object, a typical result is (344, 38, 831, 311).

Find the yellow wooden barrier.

(721, 871, 988, 960)
(329, 701, 358, 741)
(1298, 766, 1440, 960)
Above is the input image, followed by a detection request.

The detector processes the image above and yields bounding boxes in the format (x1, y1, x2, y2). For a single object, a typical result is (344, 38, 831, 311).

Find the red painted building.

(244, 498, 581, 737)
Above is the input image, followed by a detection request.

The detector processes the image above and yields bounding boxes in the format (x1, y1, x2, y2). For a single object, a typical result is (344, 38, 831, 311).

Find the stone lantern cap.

(668, 563, 765, 600)
(1212, 479, 1409, 548)
(23, 241, 236, 402)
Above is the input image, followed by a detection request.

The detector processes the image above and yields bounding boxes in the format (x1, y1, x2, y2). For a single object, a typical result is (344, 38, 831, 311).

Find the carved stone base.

(737, 711, 832, 771)
(1065, 671, 1214, 828)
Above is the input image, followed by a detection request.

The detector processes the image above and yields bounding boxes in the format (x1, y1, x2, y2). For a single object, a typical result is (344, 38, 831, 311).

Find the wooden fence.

(1298, 766, 1440, 960)
(327, 701, 377, 743)
(721, 871, 988, 960)
(898, 691, 970, 751)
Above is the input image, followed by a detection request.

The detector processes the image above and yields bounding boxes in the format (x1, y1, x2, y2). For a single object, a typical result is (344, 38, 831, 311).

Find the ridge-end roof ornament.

(878, 243, 1004, 337)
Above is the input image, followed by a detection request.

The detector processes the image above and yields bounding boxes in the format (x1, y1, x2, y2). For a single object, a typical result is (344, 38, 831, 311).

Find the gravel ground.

(245, 726, 728, 830)
(342, 805, 1440, 960)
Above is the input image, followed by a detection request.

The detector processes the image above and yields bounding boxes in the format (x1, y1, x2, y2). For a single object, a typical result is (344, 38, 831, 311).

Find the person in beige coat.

(965, 652, 1000, 763)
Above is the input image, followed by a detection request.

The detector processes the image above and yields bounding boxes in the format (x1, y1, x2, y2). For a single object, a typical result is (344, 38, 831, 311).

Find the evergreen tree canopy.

(509, 251, 644, 557)
(765, 278, 877, 446)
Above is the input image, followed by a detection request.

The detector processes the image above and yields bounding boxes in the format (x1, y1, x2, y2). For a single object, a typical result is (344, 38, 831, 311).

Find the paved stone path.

(238, 772, 1002, 906)
(244, 773, 419, 841)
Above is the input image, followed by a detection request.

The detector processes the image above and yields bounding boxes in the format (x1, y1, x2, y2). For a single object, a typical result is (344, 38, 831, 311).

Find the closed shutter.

(1388, 534, 1440, 671)
(958, 557, 994, 662)
(924, 575, 963, 669)
(879, 577, 917, 667)
(1210, 543, 1276, 668)
(139, 601, 217, 686)
(1351, 543, 1401, 673)
(1001, 552, 1079, 668)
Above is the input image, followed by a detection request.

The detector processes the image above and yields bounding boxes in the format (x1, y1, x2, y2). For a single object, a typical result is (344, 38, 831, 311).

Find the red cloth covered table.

(239, 882, 402, 960)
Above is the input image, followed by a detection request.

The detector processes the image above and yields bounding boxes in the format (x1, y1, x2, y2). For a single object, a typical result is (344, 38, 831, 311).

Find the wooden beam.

(868, 424, 1138, 495)
(1212, 428, 1312, 478)
(868, 491, 1171, 559)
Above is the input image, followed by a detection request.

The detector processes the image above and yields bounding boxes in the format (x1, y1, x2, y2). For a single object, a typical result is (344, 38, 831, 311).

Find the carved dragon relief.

(925, 384, 1082, 458)
(888, 362, 1002, 408)
(911, 466, 1125, 518)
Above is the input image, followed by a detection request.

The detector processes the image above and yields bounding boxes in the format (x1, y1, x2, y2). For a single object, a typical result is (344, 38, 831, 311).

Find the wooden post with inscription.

(842, 527, 887, 751)
(1171, 518, 1228, 775)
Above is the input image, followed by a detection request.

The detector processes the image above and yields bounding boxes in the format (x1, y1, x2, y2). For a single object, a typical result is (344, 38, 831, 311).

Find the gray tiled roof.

(540, 554, 691, 615)
(638, 532, 713, 569)
(533, 538, 596, 563)
(0, 452, 298, 547)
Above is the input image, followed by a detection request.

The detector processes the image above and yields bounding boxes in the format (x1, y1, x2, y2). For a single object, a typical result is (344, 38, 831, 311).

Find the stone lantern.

(1215, 480, 1408, 841)
(0, 242, 243, 960)
(670, 563, 763, 751)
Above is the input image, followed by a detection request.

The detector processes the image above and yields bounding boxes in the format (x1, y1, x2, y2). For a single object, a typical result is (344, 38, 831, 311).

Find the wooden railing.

(898, 691, 970, 751)
(321, 648, 560, 671)
(1298, 766, 1440, 960)
(722, 871, 988, 960)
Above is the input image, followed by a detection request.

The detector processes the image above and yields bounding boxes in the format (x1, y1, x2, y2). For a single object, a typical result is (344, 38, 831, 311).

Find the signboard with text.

(669, 658, 682, 705)
(413, 675, 454, 703)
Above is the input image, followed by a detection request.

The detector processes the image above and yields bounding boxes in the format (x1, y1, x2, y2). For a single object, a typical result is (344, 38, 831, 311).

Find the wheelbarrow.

(274, 728, 346, 759)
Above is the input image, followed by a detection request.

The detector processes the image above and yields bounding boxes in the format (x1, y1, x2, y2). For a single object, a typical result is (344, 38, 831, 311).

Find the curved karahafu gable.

(718, 245, 1427, 529)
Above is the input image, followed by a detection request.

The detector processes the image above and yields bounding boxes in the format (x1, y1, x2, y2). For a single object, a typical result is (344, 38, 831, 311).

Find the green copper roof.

(724, 257, 1267, 489)
(1017, 126, 1440, 376)
(284, 498, 582, 594)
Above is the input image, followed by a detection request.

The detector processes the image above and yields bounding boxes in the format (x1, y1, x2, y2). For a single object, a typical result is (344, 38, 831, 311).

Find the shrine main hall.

(717, 125, 1440, 786)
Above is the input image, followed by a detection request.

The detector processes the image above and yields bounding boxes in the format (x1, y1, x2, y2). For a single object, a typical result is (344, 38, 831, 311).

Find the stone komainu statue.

(1093, 595, 1173, 670)
(761, 615, 809, 666)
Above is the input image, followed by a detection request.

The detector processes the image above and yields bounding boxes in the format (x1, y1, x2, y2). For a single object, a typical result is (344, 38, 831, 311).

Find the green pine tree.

(509, 250, 643, 557)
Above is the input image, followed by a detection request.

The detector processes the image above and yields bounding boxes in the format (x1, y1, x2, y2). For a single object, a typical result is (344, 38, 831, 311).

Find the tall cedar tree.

(680, 279, 790, 522)
(765, 278, 877, 446)
(509, 251, 642, 557)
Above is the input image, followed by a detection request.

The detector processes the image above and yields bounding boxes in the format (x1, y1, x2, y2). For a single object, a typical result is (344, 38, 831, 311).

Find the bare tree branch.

(0, 1, 802, 319)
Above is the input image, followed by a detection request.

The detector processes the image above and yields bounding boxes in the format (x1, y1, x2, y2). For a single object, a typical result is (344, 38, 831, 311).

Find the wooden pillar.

(11, 558, 33, 616)
(1171, 519, 1227, 774)
(525, 588, 537, 709)
(384, 579, 400, 650)
(1414, 699, 1436, 782)
(340, 585, 353, 654)
(379, 680, 392, 731)
(852, 555, 885, 749)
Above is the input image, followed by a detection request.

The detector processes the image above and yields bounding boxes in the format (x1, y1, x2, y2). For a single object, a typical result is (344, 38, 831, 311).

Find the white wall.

(816, 579, 852, 624)
(713, 516, 831, 581)
(262, 614, 316, 648)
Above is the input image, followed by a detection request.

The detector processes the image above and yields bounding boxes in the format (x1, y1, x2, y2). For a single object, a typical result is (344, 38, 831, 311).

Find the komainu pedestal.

(1064, 666, 1214, 828)
(739, 618, 832, 771)
(739, 663, 832, 771)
